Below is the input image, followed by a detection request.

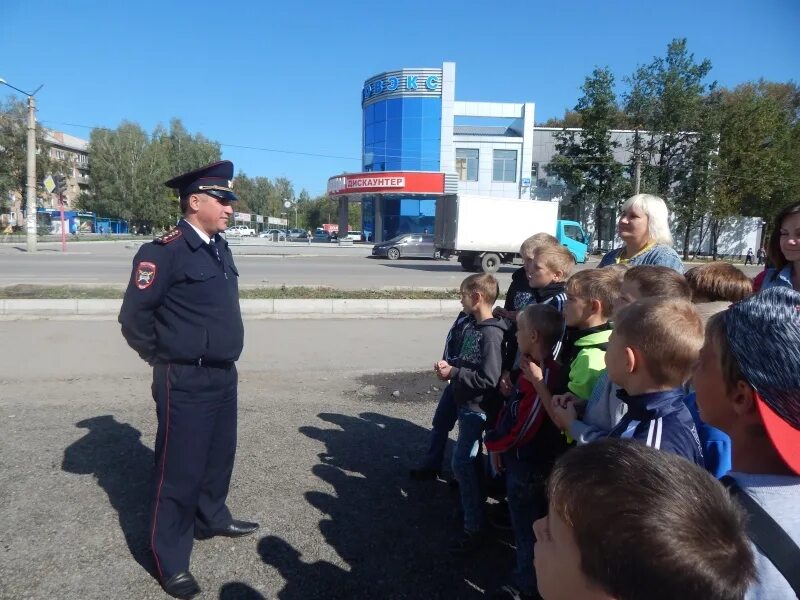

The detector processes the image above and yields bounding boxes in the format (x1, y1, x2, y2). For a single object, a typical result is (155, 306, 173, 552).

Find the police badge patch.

(135, 261, 157, 290)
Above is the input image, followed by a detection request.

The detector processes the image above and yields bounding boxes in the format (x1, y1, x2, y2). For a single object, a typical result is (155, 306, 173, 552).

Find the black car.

(372, 233, 440, 260)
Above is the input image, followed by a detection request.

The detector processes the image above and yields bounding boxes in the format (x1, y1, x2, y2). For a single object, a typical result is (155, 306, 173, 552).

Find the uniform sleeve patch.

(135, 261, 157, 290)
(156, 228, 182, 245)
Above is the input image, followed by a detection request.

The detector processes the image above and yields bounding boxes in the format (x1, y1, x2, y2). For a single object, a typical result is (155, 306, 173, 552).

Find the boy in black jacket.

(436, 273, 509, 554)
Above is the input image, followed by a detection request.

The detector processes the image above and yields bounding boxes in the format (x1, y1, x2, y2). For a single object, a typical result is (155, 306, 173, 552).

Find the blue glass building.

(328, 63, 538, 243)
(361, 68, 445, 241)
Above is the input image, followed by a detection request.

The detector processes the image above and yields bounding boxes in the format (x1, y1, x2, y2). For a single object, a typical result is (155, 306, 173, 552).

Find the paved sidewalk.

(0, 318, 513, 599)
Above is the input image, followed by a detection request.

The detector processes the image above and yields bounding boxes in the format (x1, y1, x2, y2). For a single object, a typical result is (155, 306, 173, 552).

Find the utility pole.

(632, 127, 642, 196)
(0, 78, 44, 252)
(25, 95, 37, 251)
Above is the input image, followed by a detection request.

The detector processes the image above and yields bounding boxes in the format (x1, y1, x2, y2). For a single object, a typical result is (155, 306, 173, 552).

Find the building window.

(493, 149, 517, 182)
(456, 148, 479, 181)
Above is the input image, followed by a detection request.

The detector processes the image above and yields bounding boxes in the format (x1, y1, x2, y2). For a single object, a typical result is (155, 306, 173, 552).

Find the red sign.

(327, 171, 445, 196)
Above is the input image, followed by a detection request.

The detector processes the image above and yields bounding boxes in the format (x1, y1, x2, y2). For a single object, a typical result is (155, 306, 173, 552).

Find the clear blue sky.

(2, 0, 798, 196)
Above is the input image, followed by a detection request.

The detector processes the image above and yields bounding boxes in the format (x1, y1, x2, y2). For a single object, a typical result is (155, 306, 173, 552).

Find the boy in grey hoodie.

(435, 273, 508, 554)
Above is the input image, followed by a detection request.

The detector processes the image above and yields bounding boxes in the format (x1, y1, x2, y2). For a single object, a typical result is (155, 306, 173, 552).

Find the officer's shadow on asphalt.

(252, 410, 513, 599)
(61, 415, 156, 576)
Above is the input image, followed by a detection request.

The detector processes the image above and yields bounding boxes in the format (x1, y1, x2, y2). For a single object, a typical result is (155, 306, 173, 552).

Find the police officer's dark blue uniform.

(119, 160, 258, 600)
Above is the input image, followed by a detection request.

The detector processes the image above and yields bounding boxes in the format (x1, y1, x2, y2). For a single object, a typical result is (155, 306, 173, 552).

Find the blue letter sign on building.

(362, 69, 443, 104)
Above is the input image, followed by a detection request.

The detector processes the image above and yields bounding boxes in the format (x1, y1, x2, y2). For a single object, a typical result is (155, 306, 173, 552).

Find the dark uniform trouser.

(150, 362, 238, 578)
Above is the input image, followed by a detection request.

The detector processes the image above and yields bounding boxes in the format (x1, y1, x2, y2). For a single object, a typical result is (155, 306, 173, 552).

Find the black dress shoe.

(195, 519, 260, 540)
(161, 572, 201, 599)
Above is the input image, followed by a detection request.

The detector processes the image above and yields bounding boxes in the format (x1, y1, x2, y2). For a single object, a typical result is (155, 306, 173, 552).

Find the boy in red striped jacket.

(485, 304, 569, 600)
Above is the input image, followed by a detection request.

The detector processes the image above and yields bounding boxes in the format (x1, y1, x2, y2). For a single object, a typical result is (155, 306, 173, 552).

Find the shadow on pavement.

(256, 411, 513, 599)
(61, 414, 155, 575)
(219, 582, 267, 599)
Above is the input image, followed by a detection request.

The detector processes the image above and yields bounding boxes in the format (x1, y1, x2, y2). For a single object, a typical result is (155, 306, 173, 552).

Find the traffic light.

(54, 175, 66, 196)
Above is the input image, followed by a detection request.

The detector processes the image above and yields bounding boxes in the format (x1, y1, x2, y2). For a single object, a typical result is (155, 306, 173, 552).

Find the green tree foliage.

(79, 119, 220, 230)
(0, 96, 68, 211)
(716, 81, 800, 229)
(297, 193, 337, 229)
(673, 89, 723, 258)
(80, 122, 173, 230)
(624, 38, 714, 198)
(549, 67, 628, 246)
(538, 108, 629, 129)
(623, 38, 717, 257)
(537, 111, 584, 128)
(154, 119, 221, 183)
(233, 172, 275, 216)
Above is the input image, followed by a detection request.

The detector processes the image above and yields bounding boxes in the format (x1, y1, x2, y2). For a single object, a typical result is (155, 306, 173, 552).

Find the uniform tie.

(208, 239, 222, 263)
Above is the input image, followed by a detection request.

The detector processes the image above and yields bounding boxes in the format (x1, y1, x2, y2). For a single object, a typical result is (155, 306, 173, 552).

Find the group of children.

(411, 232, 800, 600)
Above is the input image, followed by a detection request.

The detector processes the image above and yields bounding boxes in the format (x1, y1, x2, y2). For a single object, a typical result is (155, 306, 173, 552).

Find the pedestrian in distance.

(307, 229, 312, 245)
(118, 160, 258, 600)
(757, 246, 766, 266)
(744, 247, 754, 265)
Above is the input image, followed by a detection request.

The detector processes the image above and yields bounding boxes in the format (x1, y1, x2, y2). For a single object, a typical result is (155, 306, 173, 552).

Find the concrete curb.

(0, 298, 462, 319)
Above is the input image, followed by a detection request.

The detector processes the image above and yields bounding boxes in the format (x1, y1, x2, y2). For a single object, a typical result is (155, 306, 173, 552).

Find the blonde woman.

(598, 194, 684, 273)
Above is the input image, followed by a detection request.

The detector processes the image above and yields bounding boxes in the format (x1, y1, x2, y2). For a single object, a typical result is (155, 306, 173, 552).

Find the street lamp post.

(284, 199, 297, 229)
(0, 78, 43, 252)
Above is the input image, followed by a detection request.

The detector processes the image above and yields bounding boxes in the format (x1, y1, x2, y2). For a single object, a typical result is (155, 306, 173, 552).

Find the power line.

(40, 120, 361, 162)
(35, 119, 800, 187)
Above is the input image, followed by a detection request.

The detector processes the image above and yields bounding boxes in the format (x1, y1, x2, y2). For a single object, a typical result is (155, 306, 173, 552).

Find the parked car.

(341, 230, 363, 241)
(312, 230, 333, 242)
(259, 228, 287, 241)
(372, 233, 439, 260)
(287, 228, 307, 239)
(227, 225, 255, 236)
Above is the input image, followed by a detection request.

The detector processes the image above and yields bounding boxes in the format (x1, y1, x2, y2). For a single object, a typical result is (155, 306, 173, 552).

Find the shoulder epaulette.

(155, 228, 183, 245)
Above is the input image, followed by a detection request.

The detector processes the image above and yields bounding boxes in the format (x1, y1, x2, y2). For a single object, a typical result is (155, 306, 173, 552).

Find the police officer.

(119, 160, 258, 599)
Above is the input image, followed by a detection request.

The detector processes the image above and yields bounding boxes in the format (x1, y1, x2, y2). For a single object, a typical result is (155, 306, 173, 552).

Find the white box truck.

(435, 195, 589, 273)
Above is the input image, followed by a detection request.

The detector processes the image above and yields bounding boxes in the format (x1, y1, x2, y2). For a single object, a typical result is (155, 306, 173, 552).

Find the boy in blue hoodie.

(605, 297, 705, 466)
(435, 273, 509, 554)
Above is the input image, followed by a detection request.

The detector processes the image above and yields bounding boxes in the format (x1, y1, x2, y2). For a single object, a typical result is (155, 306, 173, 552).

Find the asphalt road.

(0, 317, 523, 599)
(0, 239, 522, 290)
(0, 239, 766, 291)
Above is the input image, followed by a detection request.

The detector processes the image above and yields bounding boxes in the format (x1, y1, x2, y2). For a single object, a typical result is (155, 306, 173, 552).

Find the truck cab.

(556, 220, 588, 263)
